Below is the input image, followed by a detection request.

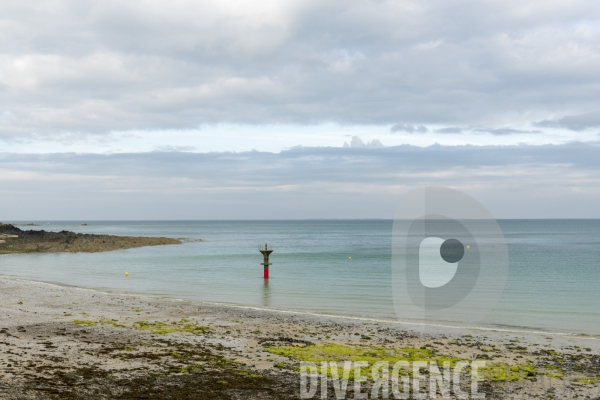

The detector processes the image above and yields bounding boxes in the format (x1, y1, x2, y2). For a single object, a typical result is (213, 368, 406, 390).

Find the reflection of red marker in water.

(259, 243, 273, 279)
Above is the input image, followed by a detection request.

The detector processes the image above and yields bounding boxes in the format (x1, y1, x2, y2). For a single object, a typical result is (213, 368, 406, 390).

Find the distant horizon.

(4, 218, 600, 222)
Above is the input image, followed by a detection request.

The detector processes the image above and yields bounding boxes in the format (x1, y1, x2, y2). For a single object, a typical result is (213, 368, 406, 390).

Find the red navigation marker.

(259, 243, 273, 279)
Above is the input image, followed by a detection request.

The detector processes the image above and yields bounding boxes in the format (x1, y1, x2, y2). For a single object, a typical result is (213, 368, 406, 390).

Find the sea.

(1, 220, 599, 337)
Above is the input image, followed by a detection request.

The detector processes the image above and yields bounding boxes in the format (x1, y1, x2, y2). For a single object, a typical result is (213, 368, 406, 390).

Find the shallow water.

(1, 220, 599, 336)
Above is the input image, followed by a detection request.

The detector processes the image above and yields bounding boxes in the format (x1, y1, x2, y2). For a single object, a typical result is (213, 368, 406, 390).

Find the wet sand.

(0, 276, 598, 399)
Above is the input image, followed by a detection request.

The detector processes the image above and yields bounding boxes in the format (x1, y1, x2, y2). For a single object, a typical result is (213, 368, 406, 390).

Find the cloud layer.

(536, 111, 600, 131)
(2, 2, 599, 219)
(1, 0, 600, 141)
(2, 142, 600, 219)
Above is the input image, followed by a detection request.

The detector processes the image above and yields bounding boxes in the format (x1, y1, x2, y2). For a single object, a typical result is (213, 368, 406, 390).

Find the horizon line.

(4, 218, 600, 222)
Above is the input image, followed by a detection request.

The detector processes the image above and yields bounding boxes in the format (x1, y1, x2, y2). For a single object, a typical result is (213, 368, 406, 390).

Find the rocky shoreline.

(0, 223, 182, 254)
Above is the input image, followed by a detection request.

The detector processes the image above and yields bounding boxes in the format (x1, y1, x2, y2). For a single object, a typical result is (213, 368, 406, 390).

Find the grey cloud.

(535, 111, 600, 131)
(1, 141, 600, 185)
(2, 141, 600, 218)
(390, 124, 428, 133)
(472, 128, 542, 135)
(1, 1, 599, 139)
(436, 127, 463, 134)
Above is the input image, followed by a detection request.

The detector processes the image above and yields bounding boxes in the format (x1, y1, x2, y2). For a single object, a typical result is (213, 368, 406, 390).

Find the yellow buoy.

(348, 256, 352, 260)
(125, 272, 129, 277)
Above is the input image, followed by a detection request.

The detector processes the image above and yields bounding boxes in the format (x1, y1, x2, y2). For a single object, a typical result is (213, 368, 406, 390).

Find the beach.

(1, 275, 599, 399)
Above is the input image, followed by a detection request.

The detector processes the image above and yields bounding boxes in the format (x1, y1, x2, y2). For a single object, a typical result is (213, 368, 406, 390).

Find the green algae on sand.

(265, 343, 466, 379)
(73, 319, 97, 326)
(133, 319, 209, 335)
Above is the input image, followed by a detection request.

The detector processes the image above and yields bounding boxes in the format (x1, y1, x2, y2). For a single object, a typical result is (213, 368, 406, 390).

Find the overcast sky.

(1, 0, 600, 219)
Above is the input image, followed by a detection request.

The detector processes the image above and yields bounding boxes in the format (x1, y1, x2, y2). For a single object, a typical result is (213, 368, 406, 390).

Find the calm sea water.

(1, 220, 599, 336)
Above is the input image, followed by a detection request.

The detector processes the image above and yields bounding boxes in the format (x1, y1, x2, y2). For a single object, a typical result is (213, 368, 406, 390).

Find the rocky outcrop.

(0, 223, 182, 254)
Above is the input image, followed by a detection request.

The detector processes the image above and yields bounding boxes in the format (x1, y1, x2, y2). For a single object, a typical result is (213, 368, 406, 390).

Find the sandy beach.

(0, 275, 598, 399)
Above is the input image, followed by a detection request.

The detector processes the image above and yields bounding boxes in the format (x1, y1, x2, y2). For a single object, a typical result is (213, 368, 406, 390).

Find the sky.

(1, 0, 600, 219)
